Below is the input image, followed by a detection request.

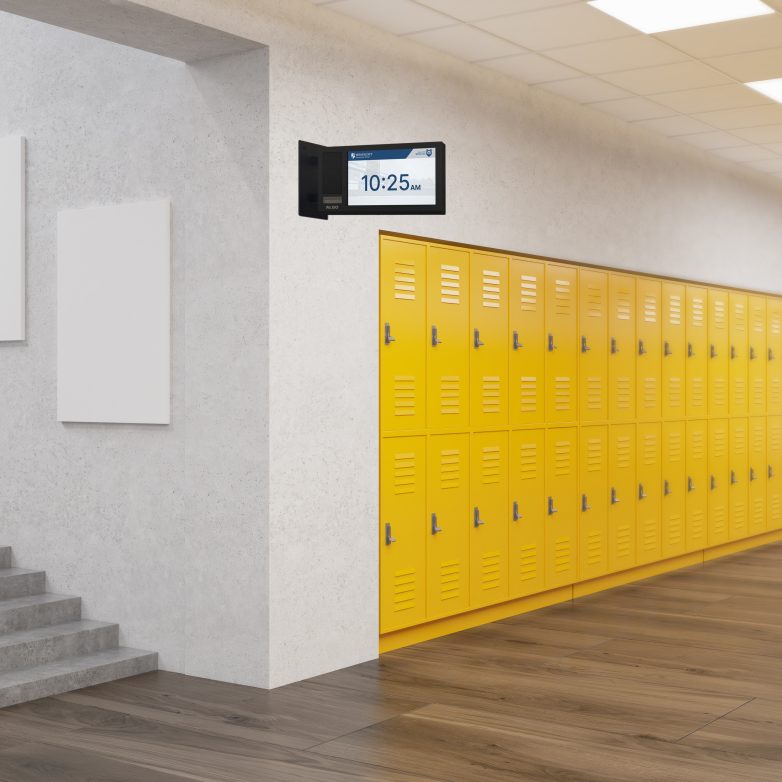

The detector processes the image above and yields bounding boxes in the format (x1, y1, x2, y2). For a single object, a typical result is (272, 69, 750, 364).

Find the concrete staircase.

(0, 545, 157, 708)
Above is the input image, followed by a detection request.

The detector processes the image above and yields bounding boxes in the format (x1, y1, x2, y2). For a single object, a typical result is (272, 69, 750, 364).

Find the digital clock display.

(347, 147, 437, 207)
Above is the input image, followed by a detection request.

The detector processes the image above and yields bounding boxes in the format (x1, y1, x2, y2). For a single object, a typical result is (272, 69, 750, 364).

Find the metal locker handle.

(731, 470, 738, 485)
(710, 344, 717, 359)
(548, 333, 557, 352)
(638, 339, 646, 356)
(431, 513, 443, 535)
(581, 336, 590, 353)
(688, 342, 694, 358)
(431, 325, 442, 347)
(474, 328, 484, 349)
(664, 341, 672, 356)
(770, 348, 775, 361)
(750, 468, 757, 482)
(473, 507, 485, 527)
(581, 494, 591, 512)
(513, 330, 523, 351)
(638, 483, 647, 500)
(610, 487, 619, 505)
(688, 477, 695, 492)
(731, 345, 737, 359)
(710, 475, 717, 491)
(664, 480, 672, 496)
(770, 465, 775, 479)
(547, 497, 558, 515)
(513, 501, 521, 522)
(611, 337, 619, 354)
(750, 346, 757, 360)
(385, 523, 396, 546)
(384, 323, 395, 346)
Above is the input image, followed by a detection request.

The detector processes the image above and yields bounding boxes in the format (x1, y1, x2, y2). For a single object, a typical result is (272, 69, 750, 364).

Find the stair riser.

(0, 549, 10, 569)
(0, 572, 45, 600)
(0, 624, 119, 674)
(0, 598, 81, 635)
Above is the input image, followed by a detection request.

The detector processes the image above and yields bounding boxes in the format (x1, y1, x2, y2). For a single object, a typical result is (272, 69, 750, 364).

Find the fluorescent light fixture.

(746, 78, 782, 104)
(588, 0, 774, 34)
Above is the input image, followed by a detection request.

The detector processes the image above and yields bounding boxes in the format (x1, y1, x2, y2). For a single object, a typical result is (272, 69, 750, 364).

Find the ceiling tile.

(656, 14, 782, 59)
(591, 96, 675, 120)
(601, 61, 733, 95)
(734, 124, 782, 143)
(652, 84, 771, 114)
(416, 0, 577, 23)
(677, 130, 752, 150)
(538, 76, 632, 103)
(480, 52, 581, 84)
(713, 145, 778, 162)
(477, 3, 637, 51)
(405, 24, 524, 61)
(748, 156, 782, 172)
(324, 0, 454, 35)
(634, 115, 715, 136)
(545, 35, 686, 74)
(706, 48, 782, 83)
(694, 104, 782, 130)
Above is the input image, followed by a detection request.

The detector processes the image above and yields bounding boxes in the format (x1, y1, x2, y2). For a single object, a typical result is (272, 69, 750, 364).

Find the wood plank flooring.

(2, 543, 782, 780)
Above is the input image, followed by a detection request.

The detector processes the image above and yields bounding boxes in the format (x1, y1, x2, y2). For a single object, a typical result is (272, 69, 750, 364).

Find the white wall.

(0, 12, 269, 685)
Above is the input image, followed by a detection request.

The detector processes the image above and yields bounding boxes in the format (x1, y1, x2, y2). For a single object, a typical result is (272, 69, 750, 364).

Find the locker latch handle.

(581, 494, 591, 512)
(710, 475, 717, 491)
(664, 341, 672, 357)
(770, 465, 775, 479)
(664, 480, 672, 496)
(730, 470, 738, 485)
(710, 344, 717, 359)
(688, 342, 694, 358)
(638, 483, 647, 500)
(384, 323, 395, 346)
(750, 468, 757, 482)
(610, 487, 619, 505)
(548, 333, 556, 352)
(731, 345, 737, 359)
(431, 513, 443, 535)
(688, 477, 695, 492)
(611, 337, 619, 354)
(769, 348, 775, 361)
(547, 497, 558, 515)
(474, 328, 484, 349)
(581, 336, 590, 353)
(513, 331, 523, 351)
(385, 523, 396, 546)
(750, 346, 757, 360)
(513, 501, 521, 521)
(473, 507, 485, 527)
(638, 339, 646, 356)
(431, 325, 442, 347)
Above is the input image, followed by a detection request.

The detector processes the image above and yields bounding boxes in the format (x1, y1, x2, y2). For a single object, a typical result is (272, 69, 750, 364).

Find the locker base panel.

(380, 529, 782, 653)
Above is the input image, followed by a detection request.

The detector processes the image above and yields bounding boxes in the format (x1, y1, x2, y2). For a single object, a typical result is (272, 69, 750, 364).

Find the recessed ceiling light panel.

(747, 78, 782, 104)
(587, 0, 774, 34)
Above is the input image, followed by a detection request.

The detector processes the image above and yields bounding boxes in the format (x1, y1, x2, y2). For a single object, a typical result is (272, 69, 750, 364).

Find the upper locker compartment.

(768, 297, 782, 415)
(470, 252, 509, 428)
(509, 258, 545, 427)
(427, 244, 469, 431)
(748, 295, 767, 417)
(608, 274, 636, 422)
(545, 264, 578, 424)
(730, 292, 749, 417)
(636, 278, 661, 421)
(662, 283, 686, 420)
(685, 286, 708, 419)
(708, 289, 730, 418)
(578, 269, 608, 423)
(380, 237, 427, 432)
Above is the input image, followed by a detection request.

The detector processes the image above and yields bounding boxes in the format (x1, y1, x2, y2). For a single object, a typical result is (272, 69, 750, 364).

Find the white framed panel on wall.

(0, 136, 25, 342)
(57, 199, 171, 424)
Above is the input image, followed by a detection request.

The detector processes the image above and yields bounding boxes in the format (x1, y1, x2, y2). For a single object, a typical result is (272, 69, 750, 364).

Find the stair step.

(0, 547, 10, 569)
(0, 646, 157, 708)
(0, 593, 81, 634)
(0, 620, 118, 674)
(0, 569, 45, 600)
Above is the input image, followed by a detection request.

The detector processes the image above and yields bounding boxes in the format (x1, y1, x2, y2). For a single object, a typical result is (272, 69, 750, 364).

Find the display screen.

(347, 147, 437, 207)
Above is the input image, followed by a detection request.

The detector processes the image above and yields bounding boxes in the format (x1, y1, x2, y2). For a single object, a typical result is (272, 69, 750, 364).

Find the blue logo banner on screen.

(349, 147, 435, 161)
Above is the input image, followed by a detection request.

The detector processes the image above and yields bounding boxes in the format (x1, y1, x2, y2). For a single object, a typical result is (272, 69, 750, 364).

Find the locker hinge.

(547, 497, 558, 515)
(687, 342, 694, 358)
(473, 328, 484, 349)
(548, 333, 556, 352)
(431, 513, 443, 534)
(638, 339, 646, 356)
(664, 480, 671, 496)
(384, 323, 395, 346)
(473, 507, 485, 527)
(581, 336, 590, 353)
(610, 487, 619, 504)
(710, 475, 717, 491)
(384, 522, 396, 546)
(513, 501, 521, 521)
(688, 477, 695, 492)
(730, 470, 738, 485)
(710, 344, 717, 359)
(513, 331, 522, 351)
(638, 483, 647, 500)
(581, 494, 591, 512)
(664, 341, 672, 357)
(610, 337, 618, 354)
(431, 325, 442, 347)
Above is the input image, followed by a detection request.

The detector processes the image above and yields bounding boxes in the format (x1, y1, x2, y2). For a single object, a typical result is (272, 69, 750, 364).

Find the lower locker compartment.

(708, 419, 730, 547)
(769, 416, 782, 530)
(578, 426, 608, 581)
(729, 418, 749, 541)
(637, 423, 662, 564)
(545, 428, 579, 588)
(748, 417, 767, 537)
(686, 420, 709, 552)
(609, 424, 636, 572)
(661, 421, 686, 558)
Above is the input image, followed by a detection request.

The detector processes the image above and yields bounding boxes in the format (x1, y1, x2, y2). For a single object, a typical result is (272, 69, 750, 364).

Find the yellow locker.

(707, 419, 730, 547)
(427, 245, 469, 431)
(380, 436, 426, 634)
(729, 417, 749, 541)
(748, 296, 766, 417)
(470, 252, 509, 428)
(636, 423, 661, 564)
(578, 425, 608, 581)
(707, 289, 730, 418)
(768, 298, 782, 415)
(545, 427, 579, 588)
(608, 424, 636, 573)
(661, 421, 686, 559)
(636, 279, 661, 421)
(578, 269, 608, 423)
(748, 416, 767, 536)
(685, 286, 708, 418)
(768, 416, 782, 530)
(426, 434, 469, 620)
(685, 420, 708, 552)
(662, 283, 686, 419)
(509, 429, 545, 597)
(509, 258, 545, 426)
(609, 274, 636, 422)
(380, 238, 426, 432)
(545, 264, 578, 423)
(729, 292, 748, 417)
(469, 431, 508, 607)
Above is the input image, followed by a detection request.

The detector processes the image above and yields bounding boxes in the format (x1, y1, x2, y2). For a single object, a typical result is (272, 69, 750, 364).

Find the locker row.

(380, 417, 782, 634)
(381, 236, 782, 432)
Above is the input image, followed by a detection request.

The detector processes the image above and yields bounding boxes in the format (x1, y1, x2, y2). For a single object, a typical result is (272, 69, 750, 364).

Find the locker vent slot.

(752, 425, 764, 455)
(616, 375, 632, 410)
(482, 376, 501, 414)
(691, 429, 706, 460)
(641, 519, 657, 552)
(585, 285, 603, 318)
(667, 514, 683, 547)
(733, 425, 747, 456)
(392, 569, 417, 613)
(691, 296, 704, 327)
(586, 531, 603, 566)
(642, 376, 657, 409)
(616, 525, 632, 560)
(733, 301, 746, 331)
(691, 377, 705, 409)
(439, 376, 461, 417)
(713, 299, 726, 329)
(439, 264, 461, 305)
(616, 436, 632, 469)
(519, 544, 538, 582)
(771, 312, 782, 336)
(586, 376, 603, 412)
(519, 376, 538, 414)
(733, 378, 746, 409)
(643, 434, 657, 465)
(393, 261, 416, 301)
(668, 294, 682, 325)
(481, 446, 501, 484)
(667, 430, 682, 461)
(643, 295, 657, 323)
(554, 537, 572, 573)
(771, 423, 782, 451)
(554, 278, 572, 316)
(712, 505, 727, 538)
(771, 494, 781, 525)
(751, 378, 764, 409)
(439, 449, 461, 490)
(586, 438, 603, 472)
(393, 452, 417, 495)
(439, 560, 461, 602)
(481, 551, 502, 590)
(751, 498, 764, 530)
(667, 377, 683, 408)
(482, 269, 501, 309)
(690, 510, 705, 542)
(713, 377, 727, 409)
(713, 428, 727, 458)
(393, 376, 417, 419)
(554, 376, 573, 412)
(616, 296, 631, 321)
(771, 379, 781, 409)
(732, 501, 746, 534)
(520, 274, 538, 312)
(554, 440, 572, 476)
(519, 443, 538, 481)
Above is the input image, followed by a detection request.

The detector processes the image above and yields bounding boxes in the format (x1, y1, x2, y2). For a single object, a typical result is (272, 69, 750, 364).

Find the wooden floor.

(2, 544, 782, 781)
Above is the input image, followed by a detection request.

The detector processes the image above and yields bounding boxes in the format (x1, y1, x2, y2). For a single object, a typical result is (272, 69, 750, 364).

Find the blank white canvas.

(57, 199, 171, 424)
(0, 136, 25, 341)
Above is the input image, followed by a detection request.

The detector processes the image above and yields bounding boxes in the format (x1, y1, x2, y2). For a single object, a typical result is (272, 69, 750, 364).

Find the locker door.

(380, 436, 426, 633)
(470, 253, 509, 428)
(685, 286, 708, 418)
(509, 429, 545, 597)
(427, 246, 469, 431)
(509, 258, 545, 426)
(469, 431, 508, 607)
(578, 269, 608, 423)
(729, 418, 749, 541)
(545, 427, 579, 588)
(636, 279, 661, 421)
(380, 238, 426, 432)
(748, 296, 767, 417)
(662, 283, 686, 419)
(609, 274, 636, 422)
(545, 264, 578, 423)
(768, 416, 782, 530)
(427, 434, 469, 620)
(768, 298, 782, 415)
(748, 416, 767, 536)
(685, 420, 708, 552)
(707, 419, 730, 547)
(636, 423, 661, 564)
(578, 425, 608, 581)
(707, 289, 730, 418)
(729, 292, 749, 417)
(608, 424, 636, 573)
(661, 421, 686, 559)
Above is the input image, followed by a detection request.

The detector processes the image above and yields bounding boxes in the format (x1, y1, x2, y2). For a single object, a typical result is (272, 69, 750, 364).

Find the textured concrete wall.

(0, 12, 269, 685)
